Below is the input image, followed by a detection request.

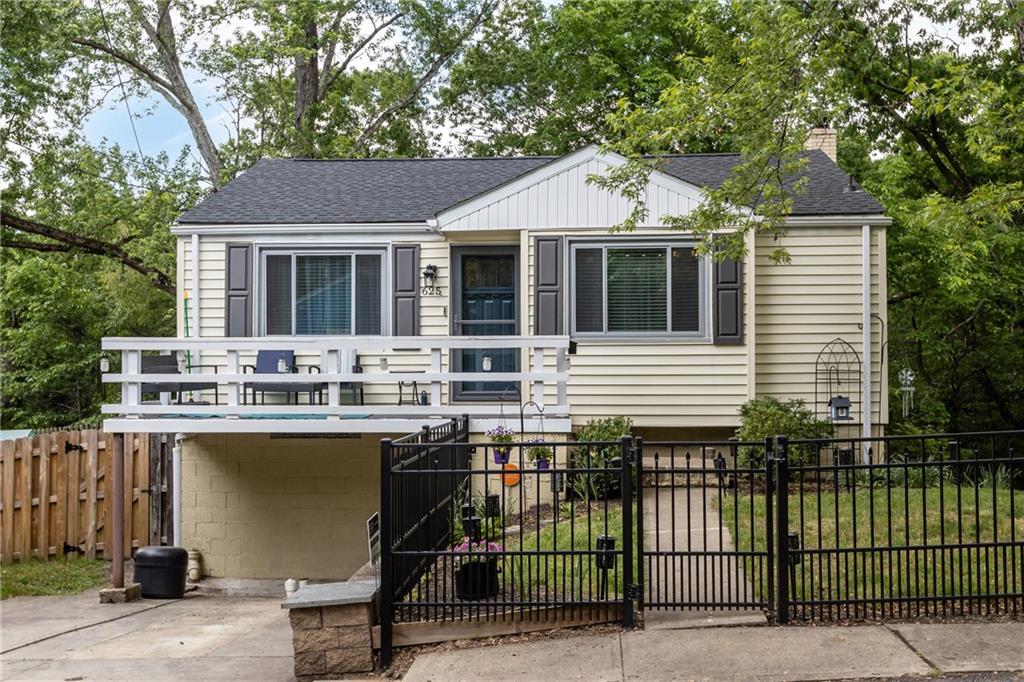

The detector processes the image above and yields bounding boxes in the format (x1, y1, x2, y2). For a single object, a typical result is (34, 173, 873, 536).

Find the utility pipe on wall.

(862, 224, 873, 460)
(172, 434, 184, 546)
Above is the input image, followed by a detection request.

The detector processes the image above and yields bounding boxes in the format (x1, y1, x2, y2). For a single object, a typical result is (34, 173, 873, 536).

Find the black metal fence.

(378, 421, 634, 666)
(637, 437, 774, 615)
(775, 430, 1024, 622)
(378, 426, 1024, 664)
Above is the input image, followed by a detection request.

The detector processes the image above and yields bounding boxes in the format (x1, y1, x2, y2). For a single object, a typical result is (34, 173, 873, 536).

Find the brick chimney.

(806, 126, 837, 162)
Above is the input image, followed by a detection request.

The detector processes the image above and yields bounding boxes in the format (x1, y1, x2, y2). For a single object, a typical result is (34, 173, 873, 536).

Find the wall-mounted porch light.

(422, 263, 438, 286)
(482, 356, 492, 372)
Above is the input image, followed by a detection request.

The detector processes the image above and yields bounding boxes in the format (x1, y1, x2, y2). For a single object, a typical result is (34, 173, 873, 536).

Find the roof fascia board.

(784, 214, 891, 227)
(170, 222, 436, 236)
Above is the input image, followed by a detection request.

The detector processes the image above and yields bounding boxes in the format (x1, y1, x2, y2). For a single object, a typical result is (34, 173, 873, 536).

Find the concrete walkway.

(642, 477, 764, 628)
(1, 591, 295, 681)
(404, 621, 1024, 681)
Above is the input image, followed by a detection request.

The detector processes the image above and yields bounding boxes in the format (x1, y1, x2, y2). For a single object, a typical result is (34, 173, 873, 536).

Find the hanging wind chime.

(898, 367, 916, 418)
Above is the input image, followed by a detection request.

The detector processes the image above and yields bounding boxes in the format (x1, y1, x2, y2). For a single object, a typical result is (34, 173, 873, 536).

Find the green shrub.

(568, 416, 633, 500)
(734, 397, 830, 467)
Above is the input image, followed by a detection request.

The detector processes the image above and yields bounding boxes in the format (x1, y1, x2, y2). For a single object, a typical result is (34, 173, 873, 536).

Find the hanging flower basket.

(487, 425, 516, 465)
(527, 440, 553, 470)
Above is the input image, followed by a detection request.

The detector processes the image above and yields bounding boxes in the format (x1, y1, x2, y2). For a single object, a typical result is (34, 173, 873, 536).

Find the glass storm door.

(451, 246, 519, 400)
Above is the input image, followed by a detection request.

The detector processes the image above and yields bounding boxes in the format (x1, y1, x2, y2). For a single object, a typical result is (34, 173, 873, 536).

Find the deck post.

(112, 432, 125, 588)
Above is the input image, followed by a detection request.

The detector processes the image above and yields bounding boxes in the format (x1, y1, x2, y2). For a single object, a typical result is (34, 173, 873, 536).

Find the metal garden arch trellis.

(814, 337, 863, 434)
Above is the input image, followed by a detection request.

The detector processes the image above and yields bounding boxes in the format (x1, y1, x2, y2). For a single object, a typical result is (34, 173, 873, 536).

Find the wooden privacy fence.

(0, 429, 174, 565)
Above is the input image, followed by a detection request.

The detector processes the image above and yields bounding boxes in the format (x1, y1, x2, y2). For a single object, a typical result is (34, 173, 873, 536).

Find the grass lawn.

(507, 499, 639, 602)
(720, 485, 1024, 606)
(1, 559, 107, 599)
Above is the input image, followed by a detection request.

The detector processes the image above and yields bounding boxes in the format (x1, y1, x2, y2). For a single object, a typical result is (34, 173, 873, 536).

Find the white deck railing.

(100, 336, 569, 432)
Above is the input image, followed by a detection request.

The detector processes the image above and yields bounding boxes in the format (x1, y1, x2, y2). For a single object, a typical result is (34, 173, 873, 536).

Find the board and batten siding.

(438, 153, 704, 232)
(754, 225, 887, 426)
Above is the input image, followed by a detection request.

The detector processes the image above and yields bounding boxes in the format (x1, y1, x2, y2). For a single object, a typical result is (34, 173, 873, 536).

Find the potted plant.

(452, 537, 502, 600)
(526, 440, 552, 469)
(487, 425, 516, 464)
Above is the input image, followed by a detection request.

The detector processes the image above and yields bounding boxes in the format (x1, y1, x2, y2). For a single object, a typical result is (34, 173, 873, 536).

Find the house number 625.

(421, 286, 443, 296)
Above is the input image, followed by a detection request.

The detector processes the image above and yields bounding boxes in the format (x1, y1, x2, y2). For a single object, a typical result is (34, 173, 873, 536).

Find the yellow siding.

(754, 226, 886, 425)
(526, 228, 750, 429)
(177, 223, 886, 430)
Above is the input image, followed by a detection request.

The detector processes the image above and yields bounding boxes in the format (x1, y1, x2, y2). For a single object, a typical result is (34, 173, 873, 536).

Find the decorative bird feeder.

(827, 395, 853, 422)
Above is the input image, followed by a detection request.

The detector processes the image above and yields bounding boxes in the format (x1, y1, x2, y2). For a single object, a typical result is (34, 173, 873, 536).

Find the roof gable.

(435, 145, 709, 231)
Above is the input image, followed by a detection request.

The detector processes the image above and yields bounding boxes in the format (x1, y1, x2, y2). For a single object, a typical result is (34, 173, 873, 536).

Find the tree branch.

(321, 12, 405, 99)
(350, 3, 494, 154)
(1, 211, 175, 295)
(70, 36, 178, 97)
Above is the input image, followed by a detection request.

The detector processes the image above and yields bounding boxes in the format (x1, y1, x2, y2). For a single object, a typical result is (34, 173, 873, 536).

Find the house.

(101, 132, 889, 581)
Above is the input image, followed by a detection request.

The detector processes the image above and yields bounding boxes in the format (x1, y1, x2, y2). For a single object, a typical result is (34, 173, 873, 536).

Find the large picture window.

(571, 243, 705, 336)
(261, 250, 385, 335)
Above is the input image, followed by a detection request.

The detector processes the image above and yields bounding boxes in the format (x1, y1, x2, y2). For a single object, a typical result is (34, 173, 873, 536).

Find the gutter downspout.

(862, 224, 873, 461)
(172, 233, 201, 546)
(172, 434, 184, 546)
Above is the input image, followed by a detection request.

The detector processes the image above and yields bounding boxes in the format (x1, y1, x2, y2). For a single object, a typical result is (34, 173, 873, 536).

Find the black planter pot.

(454, 558, 499, 600)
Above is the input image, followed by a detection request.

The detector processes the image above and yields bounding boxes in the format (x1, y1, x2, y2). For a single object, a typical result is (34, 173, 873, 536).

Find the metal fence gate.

(636, 437, 774, 618)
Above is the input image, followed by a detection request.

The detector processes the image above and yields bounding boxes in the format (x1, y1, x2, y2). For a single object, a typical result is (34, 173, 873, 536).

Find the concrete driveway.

(1, 591, 295, 681)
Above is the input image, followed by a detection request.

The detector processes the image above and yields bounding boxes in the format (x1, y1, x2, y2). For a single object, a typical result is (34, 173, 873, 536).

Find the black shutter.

(224, 243, 253, 337)
(392, 245, 420, 336)
(534, 237, 563, 335)
(713, 249, 743, 344)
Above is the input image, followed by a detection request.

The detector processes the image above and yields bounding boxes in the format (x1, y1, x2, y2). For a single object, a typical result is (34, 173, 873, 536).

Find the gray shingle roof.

(177, 149, 883, 225)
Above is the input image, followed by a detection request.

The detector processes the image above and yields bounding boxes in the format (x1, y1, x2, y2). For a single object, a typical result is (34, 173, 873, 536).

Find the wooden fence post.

(112, 432, 125, 588)
(1, 439, 14, 563)
(38, 433, 50, 561)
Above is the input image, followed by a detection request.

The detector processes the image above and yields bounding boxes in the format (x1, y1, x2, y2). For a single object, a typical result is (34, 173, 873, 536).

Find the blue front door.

(452, 246, 519, 400)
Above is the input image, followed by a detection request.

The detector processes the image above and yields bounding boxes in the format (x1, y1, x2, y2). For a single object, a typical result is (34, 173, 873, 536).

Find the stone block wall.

(289, 602, 375, 679)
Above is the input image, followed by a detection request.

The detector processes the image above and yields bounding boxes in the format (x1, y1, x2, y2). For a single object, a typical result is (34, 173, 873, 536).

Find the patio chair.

(243, 350, 324, 405)
(140, 354, 220, 405)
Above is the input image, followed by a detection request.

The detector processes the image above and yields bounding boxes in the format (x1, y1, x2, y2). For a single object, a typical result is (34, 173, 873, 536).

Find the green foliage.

(1, 144, 194, 428)
(568, 416, 632, 500)
(440, 0, 704, 156)
(735, 397, 830, 467)
(525, 441, 552, 463)
(0, 559, 107, 599)
(597, 0, 1024, 431)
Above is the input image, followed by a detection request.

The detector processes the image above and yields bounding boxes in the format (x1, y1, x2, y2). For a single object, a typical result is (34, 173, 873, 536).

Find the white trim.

(568, 239, 709, 340)
(785, 214, 891, 227)
(170, 222, 435, 236)
(103, 417, 570, 435)
(101, 403, 570, 417)
(190, 234, 200, 339)
(257, 247, 388, 336)
(862, 224, 873, 453)
(101, 335, 570, 351)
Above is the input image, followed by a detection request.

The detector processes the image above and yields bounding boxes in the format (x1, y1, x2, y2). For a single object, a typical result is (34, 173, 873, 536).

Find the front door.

(451, 246, 519, 401)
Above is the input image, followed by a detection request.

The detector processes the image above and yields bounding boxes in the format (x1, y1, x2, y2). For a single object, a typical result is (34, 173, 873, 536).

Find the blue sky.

(82, 69, 226, 164)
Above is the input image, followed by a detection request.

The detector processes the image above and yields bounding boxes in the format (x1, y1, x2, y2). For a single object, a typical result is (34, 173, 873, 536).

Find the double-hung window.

(571, 242, 706, 337)
(261, 250, 385, 335)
